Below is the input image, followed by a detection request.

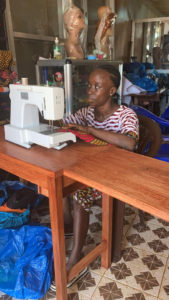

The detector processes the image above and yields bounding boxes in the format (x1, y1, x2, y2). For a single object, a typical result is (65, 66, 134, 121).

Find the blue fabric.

(0, 180, 44, 208)
(0, 209, 30, 229)
(123, 62, 146, 77)
(143, 62, 155, 70)
(126, 74, 158, 92)
(0, 225, 53, 299)
(0, 186, 8, 205)
(0, 181, 44, 229)
(123, 62, 158, 92)
(0, 181, 26, 206)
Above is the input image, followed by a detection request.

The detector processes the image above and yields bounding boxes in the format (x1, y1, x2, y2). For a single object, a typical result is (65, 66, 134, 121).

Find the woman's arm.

(65, 124, 136, 151)
(88, 127, 136, 151)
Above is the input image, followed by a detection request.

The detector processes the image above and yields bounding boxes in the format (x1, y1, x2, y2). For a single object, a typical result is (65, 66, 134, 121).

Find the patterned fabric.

(73, 187, 102, 212)
(63, 105, 139, 142)
(0, 50, 15, 87)
(61, 128, 110, 145)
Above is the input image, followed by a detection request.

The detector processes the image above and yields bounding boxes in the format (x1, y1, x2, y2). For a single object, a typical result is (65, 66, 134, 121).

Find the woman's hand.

(62, 123, 89, 133)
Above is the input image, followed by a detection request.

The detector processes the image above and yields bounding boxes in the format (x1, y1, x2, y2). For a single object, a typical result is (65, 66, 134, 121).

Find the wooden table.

(0, 127, 109, 300)
(1, 126, 169, 300)
(129, 89, 167, 115)
(64, 146, 169, 222)
(63, 146, 169, 265)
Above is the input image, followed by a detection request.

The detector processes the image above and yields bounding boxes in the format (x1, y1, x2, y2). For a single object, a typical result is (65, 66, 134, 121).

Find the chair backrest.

(131, 104, 169, 129)
(136, 115, 162, 157)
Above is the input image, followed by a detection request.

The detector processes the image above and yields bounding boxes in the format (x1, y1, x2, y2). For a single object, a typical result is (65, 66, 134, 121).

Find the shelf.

(36, 59, 123, 67)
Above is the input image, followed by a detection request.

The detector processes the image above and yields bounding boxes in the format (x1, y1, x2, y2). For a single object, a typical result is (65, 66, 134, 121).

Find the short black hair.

(95, 65, 121, 89)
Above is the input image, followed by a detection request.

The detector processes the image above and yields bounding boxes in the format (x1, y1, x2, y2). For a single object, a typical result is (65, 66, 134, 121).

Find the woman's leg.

(66, 187, 102, 272)
(66, 200, 89, 271)
(63, 196, 73, 234)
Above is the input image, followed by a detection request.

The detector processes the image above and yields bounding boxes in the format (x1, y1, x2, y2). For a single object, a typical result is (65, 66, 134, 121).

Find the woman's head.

(98, 65, 120, 89)
(64, 6, 85, 33)
(87, 65, 121, 108)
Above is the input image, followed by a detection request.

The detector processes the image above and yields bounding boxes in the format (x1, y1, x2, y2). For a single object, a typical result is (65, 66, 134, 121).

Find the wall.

(9, 0, 59, 83)
(10, 0, 59, 36)
(114, 0, 166, 62)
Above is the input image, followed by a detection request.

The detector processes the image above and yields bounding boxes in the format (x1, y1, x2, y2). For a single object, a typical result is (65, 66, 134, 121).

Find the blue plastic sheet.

(0, 225, 53, 299)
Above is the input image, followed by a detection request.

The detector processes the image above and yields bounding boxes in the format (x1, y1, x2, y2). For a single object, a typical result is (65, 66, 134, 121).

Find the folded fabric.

(6, 187, 37, 209)
(0, 203, 26, 213)
(0, 209, 30, 229)
(60, 128, 110, 146)
(0, 180, 43, 209)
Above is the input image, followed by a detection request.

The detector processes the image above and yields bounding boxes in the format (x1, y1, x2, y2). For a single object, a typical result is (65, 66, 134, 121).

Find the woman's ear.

(109, 86, 116, 96)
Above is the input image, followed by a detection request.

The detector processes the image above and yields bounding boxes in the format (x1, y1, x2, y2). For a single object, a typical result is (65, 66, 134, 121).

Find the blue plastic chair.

(131, 105, 169, 162)
(161, 104, 169, 121)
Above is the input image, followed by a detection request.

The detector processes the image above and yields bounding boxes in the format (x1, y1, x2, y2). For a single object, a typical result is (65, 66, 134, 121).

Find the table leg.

(111, 199, 125, 262)
(101, 193, 113, 268)
(48, 176, 68, 300)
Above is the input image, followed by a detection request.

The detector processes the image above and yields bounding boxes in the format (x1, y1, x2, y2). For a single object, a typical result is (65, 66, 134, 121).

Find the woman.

(64, 5, 86, 59)
(50, 65, 139, 290)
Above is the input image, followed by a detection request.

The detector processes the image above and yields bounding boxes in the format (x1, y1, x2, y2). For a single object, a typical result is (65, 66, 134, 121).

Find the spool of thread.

(21, 78, 28, 85)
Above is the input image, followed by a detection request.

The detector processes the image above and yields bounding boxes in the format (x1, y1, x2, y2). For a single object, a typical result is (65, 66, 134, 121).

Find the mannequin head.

(97, 6, 117, 38)
(64, 6, 85, 34)
(97, 6, 110, 20)
(64, 6, 85, 58)
(94, 6, 117, 58)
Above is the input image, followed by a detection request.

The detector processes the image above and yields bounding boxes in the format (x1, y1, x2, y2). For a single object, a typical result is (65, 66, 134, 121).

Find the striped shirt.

(63, 105, 139, 140)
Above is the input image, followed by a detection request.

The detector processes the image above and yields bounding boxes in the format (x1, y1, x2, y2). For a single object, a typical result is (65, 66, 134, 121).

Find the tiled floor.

(43, 203, 169, 300)
(0, 202, 168, 300)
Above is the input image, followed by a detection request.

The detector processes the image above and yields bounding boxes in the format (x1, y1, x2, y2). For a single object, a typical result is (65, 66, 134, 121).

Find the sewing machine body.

(4, 84, 76, 149)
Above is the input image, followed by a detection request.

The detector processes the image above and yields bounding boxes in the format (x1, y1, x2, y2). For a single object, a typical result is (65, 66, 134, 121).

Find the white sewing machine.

(4, 84, 76, 150)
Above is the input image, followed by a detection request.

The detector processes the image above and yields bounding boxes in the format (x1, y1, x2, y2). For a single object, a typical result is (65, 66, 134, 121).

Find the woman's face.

(69, 8, 85, 31)
(87, 69, 116, 108)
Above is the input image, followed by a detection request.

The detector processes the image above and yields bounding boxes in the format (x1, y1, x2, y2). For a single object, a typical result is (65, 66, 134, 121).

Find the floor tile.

(104, 248, 167, 297)
(91, 276, 158, 300)
(123, 217, 169, 258)
(134, 213, 169, 229)
(67, 270, 102, 299)
(89, 256, 107, 276)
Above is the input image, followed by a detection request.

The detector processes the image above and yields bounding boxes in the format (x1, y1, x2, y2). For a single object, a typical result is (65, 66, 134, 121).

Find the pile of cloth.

(123, 62, 158, 93)
(0, 181, 53, 299)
